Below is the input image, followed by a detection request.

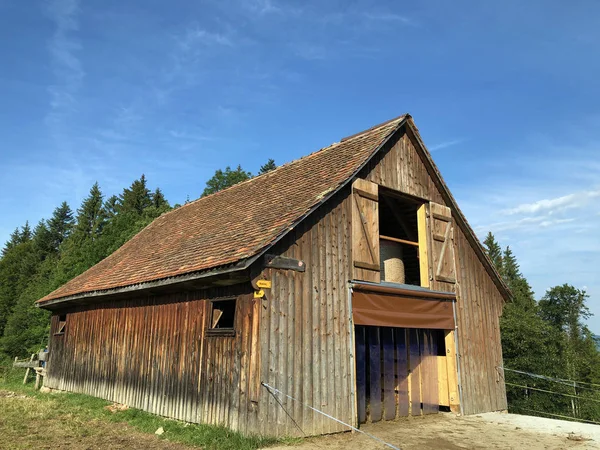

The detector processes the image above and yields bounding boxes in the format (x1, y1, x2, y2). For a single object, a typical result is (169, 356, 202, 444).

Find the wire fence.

(498, 366, 600, 424)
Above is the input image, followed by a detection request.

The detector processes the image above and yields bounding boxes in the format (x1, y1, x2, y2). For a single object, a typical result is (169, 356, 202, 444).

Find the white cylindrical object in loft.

(380, 239, 405, 284)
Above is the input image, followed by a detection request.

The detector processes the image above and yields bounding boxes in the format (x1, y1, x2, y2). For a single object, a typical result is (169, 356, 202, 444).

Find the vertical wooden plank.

(355, 326, 366, 424)
(422, 330, 439, 415)
(430, 330, 439, 413)
(302, 224, 315, 435)
(417, 204, 429, 288)
(310, 222, 323, 435)
(369, 327, 382, 422)
(382, 328, 395, 420)
(409, 329, 421, 416)
(316, 219, 329, 434)
(395, 328, 409, 417)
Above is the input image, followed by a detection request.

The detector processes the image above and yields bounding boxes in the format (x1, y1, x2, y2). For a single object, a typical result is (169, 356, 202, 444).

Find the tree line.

(1, 159, 599, 422)
(0, 161, 277, 360)
(484, 233, 600, 422)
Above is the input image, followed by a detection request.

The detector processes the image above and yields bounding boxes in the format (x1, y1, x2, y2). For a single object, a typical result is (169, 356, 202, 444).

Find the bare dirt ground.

(270, 412, 600, 450)
(0, 390, 193, 450)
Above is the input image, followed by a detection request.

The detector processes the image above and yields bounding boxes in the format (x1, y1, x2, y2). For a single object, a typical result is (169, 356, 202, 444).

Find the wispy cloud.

(502, 188, 600, 216)
(364, 12, 415, 25)
(45, 0, 83, 130)
(292, 43, 327, 61)
(176, 25, 234, 52)
(430, 138, 464, 151)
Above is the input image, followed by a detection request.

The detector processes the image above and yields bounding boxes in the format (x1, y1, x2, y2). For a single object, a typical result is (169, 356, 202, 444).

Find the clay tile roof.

(38, 115, 408, 304)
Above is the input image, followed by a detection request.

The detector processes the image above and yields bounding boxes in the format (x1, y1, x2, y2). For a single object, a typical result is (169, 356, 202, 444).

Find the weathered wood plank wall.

(45, 285, 261, 433)
(360, 126, 507, 415)
(257, 190, 354, 437)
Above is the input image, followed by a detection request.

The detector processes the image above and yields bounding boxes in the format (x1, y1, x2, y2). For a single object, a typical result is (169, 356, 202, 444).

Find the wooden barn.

(37, 114, 509, 437)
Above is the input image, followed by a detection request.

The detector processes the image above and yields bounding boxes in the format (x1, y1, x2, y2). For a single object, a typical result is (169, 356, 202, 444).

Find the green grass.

(0, 363, 295, 450)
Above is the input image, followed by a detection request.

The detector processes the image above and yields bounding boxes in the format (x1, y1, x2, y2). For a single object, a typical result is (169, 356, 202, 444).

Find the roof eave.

(36, 255, 259, 310)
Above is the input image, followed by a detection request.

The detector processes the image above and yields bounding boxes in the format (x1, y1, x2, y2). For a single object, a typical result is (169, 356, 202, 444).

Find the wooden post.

(23, 353, 35, 385)
(417, 204, 429, 288)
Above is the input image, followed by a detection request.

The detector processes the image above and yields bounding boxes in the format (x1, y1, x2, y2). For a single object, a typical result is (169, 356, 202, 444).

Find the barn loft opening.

(378, 192, 422, 286)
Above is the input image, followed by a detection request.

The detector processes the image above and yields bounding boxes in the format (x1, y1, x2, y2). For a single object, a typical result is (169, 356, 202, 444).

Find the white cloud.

(450, 124, 600, 330)
(45, 0, 83, 129)
(177, 25, 233, 52)
(502, 188, 600, 216)
(430, 138, 464, 151)
(364, 12, 414, 25)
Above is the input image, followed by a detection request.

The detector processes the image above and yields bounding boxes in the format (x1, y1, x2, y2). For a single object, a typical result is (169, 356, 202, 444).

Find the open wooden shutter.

(428, 202, 456, 284)
(352, 179, 380, 283)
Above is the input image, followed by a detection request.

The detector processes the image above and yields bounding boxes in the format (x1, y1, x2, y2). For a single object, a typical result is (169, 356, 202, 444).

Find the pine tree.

(502, 246, 536, 311)
(20, 222, 32, 242)
(73, 183, 105, 240)
(151, 187, 169, 210)
(202, 165, 252, 197)
(47, 201, 74, 252)
(258, 159, 277, 174)
(32, 220, 53, 260)
(118, 175, 153, 214)
(483, 232, 503, 273)
(102, 195, 119, 221)
(1, 228, 22, 257)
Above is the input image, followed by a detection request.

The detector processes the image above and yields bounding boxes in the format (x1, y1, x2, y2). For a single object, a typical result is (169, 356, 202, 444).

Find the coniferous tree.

(20, 222, 32, 243)
(484, 233, 561, 415)
(483, 232, 503, 273)
(47, 201, 74, 251)
(151, 187, 169, 210)
(258, 159, 277, 174)
(32, 220, 53, 260)
(0, 176, 173, 359)
(102, 195, 119, 221)
(502, 246, 536, 311)
(1, 228, 22, 257)
(118, 175, 153, 215)
(73, 183, 105, 240)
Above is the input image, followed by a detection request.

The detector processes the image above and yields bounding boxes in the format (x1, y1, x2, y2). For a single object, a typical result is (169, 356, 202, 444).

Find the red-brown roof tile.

(38, 115, 407, 304)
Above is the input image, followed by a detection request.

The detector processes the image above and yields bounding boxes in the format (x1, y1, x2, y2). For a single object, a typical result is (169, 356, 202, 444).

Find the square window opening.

(210, 299, 236, 331)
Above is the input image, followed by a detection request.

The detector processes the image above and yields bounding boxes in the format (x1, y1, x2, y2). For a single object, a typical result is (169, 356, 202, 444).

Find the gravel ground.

(269, 412, 600, 450)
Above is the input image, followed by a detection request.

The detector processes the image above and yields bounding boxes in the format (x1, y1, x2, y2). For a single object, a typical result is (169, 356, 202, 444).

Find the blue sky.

(1, 1, 599, 330)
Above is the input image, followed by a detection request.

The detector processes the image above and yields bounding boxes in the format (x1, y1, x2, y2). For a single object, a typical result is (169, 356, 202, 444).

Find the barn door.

(428, 202, 456, 286)
(422, 201, 461, 412)
(352, 179, 380, 283)
(355, 325, 440, 423)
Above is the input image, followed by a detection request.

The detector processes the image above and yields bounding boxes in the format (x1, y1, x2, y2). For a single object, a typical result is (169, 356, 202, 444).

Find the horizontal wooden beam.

(380, 235, 419, 248)
(264, 254, 306, 272)
(354, 261, 381, 271)
(354, 187, 379, 202)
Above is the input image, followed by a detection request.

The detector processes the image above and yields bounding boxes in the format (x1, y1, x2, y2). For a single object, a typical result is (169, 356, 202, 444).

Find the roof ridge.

(340, 114, 408, 142)
(165, 115, 407, 214)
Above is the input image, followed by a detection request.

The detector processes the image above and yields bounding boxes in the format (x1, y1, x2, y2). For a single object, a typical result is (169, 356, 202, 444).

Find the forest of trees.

(483, 233, 600, 422)
(1, 159, 599, 423)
